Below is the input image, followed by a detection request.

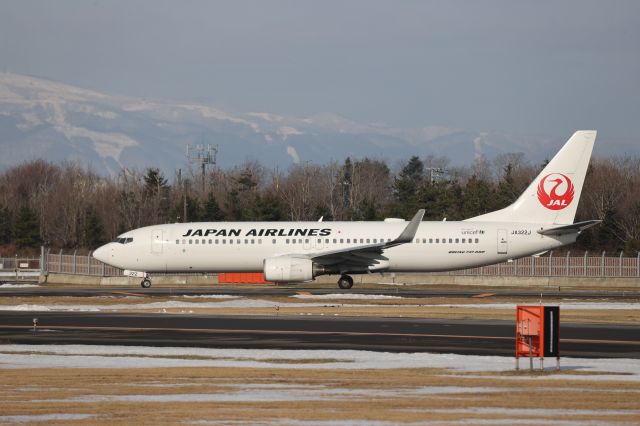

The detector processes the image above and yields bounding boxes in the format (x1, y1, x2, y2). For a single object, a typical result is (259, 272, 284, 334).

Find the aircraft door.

(151, 229, 164, 254)
(497, 229, 508, 254)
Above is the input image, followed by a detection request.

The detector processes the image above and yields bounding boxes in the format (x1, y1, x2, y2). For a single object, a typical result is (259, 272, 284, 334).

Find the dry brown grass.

(0, 365, 639, 424)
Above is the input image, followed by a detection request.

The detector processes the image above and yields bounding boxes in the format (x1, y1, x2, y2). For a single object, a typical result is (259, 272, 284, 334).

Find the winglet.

(385, 209, 425, 248)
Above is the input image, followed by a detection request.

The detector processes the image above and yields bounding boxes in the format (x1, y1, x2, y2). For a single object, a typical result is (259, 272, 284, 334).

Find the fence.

(35, 250, 640, 279)
(451, 252, 640, 278)
(0, 257, 41, 271)
(43, 250, 123, 277)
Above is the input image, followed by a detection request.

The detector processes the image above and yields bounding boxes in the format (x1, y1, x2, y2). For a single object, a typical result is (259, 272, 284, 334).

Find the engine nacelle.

(264, 256, 320, 282)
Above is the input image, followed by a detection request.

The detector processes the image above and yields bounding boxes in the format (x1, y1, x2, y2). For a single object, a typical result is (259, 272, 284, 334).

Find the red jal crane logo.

(537, 173, 574, 210)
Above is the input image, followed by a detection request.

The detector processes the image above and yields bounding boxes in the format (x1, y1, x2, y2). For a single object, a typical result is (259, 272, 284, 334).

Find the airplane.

(93, 130, 599, 289)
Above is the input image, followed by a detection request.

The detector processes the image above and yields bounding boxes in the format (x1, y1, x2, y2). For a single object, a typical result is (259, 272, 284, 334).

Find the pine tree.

(495, 163, 518, 209)
(13, 206, 41, 249)
(0, 204, 11, 244)
(143, 168, 168, 196)
(394, 156, 425, 216)
(461, 176, 495, 218)
(83, 207, 106, 249)
(202, 193, 225, 221)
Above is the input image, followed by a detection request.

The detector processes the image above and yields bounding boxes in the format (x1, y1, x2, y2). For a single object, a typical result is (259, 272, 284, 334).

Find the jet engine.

(263, 256, 326, 282)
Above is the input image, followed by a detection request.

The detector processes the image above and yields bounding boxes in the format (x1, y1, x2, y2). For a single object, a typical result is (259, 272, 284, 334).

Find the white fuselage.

(94, 220, 574, 275)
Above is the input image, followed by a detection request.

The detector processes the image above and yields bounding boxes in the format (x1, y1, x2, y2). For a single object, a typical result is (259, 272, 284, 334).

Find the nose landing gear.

(337, 275, 353, 290)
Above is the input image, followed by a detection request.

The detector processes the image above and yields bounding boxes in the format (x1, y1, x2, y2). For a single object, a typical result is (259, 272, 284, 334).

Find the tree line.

(0, 153, 638, 256)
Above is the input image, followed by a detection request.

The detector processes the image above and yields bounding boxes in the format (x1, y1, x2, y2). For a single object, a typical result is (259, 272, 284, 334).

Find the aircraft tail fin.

(466, 130, 597, 225)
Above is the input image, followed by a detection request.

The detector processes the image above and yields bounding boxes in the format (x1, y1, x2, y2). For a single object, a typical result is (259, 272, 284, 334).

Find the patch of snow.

(177, 295, 239, 299)
(2, 304, 51, 311)
(0, 298, 379, 312)
(38, 385, 508, 404)
(441, 302, 640, 310)
(1, 345, 640, 380)
(421, 407, 640, 416)
(0, 414, 94, 422)
(0, 284, 40, 288)
(291, 294, 402, 300)
(3, 298, 638, 312)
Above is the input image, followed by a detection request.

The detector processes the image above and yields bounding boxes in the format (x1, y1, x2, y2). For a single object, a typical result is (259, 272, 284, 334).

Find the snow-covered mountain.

(0, 72, 565, 176)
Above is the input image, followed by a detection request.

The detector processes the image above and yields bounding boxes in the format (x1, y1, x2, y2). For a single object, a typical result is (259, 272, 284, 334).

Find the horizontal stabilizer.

(537, 220, 601, 236)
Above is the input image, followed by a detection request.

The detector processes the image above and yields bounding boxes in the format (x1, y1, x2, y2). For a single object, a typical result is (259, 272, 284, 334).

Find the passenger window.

(182, 239, 186, 244)
(360, 239, 364, 244)
(333, 239, 337, 244)
(202, 239, 205, 244)
(366, 238, 370, 244)
(215, 239, 219, 244)
(373, 239, 377, 243)
(449, 239, 452, 243)
(462, 238, 466, 243)
(317, 239, 321, 244)
(429, 238, 433, 243)
(208, 239, 212, 244)
(229, 239, 233, 244)
(245, 239, 248, 244)
(258, 239, 262, 244)
(442, 239, 446, 244)
(251, 239, 255, 244)
(286, 239, 290, 244)
(415, 238, 419, 243)
(435, 239, 439, 243)
(305, 239, 309, 244)
(325, 239, 329, 244)
(189, 239, 193, 244)
(475, 238, 479, 243)
(175, 239, 179, 244)
(347, 238, 351, 243)
(455, 238, 459, 243)
(272, 239, 276, 244)
(340, 239, 344, 244)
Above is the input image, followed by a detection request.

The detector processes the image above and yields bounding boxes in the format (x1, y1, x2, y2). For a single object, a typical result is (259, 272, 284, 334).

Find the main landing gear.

(141, 277, 151, 288)
(337, 274, 353, 290)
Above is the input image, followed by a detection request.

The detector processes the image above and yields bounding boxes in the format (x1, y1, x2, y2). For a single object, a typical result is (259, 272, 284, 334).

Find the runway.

(1, 311, 639, 358)
(1, 285, 638, 299)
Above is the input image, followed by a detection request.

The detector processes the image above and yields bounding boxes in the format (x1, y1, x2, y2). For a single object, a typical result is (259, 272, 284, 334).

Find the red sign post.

(516, 305, 560, 371)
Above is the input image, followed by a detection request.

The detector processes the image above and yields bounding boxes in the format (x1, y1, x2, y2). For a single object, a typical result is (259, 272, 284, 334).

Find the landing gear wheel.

(337, 275, 353, 290)
(141, 278, 151, 288)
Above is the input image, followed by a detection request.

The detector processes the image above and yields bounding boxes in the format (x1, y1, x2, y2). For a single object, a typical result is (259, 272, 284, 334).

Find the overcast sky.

(1, 0, 639, 140)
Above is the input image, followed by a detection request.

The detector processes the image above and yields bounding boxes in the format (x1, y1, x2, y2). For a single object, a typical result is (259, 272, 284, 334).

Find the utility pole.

(425, 167, 448, 184)
(186, 144, 218, 194)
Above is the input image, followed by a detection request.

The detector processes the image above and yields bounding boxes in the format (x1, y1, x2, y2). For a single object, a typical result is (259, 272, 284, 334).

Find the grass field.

(1, 290, 639, 424)
(0, 363, 639, 425)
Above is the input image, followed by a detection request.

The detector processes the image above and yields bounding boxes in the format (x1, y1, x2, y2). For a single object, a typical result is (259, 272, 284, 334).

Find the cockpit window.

(113, 237, 134, 244)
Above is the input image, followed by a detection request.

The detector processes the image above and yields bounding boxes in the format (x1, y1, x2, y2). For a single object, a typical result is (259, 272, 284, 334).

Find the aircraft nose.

(93, 244, 111, 263)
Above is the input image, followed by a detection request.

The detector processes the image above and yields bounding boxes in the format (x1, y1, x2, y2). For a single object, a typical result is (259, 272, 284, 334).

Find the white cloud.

(286, 145, 300, 163)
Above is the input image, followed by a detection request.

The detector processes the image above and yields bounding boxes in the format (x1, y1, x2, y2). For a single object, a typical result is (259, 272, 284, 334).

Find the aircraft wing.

(303, 209, 425, 270)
